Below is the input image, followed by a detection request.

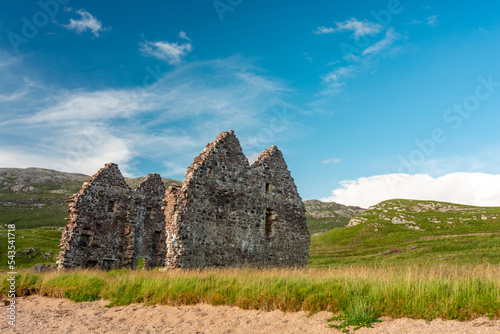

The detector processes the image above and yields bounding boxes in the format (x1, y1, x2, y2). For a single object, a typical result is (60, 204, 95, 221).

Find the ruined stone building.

(57, 166, 166, 270)
(57, 130, 310, 270)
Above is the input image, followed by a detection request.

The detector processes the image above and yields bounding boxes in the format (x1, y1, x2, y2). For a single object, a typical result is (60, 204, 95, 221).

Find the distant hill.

(309, 199, 500, 267)
(304, 200, 365, 235)
(0, 167, 181, 229)
(124, 176, 182, 191)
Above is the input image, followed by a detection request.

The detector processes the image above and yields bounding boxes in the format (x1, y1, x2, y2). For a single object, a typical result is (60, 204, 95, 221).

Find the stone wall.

(134, 173, 167, 269)
(57, 163, 135, 270)
(163, 130, 310, 268)
(58, 130, 310, 270)
(57, 164, 167, 270)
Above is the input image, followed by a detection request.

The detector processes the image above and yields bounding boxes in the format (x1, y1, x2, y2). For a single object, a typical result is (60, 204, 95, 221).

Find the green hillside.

(0, 168, 89, 229)
(304, 200, 365, 235)
(309, 199, 500, 267)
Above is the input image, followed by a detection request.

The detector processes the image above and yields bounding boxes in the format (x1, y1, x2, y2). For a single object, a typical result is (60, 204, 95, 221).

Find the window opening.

(107, 200, 116, 213)
(265, 209, 275, 237)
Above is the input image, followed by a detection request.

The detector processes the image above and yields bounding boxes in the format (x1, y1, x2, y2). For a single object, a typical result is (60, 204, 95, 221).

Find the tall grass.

(1, 264, 499, 320)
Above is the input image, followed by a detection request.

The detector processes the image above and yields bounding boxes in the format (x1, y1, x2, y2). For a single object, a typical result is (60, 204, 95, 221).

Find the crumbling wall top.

(184, 130, 249, 184)
(136, 173, 166, 197)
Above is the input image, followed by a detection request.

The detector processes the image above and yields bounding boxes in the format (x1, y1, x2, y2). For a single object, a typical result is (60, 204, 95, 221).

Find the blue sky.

(1, 0, 500, 207)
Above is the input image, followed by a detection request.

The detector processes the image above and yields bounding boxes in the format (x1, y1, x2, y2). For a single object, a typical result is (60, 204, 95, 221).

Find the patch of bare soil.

(1, 296, 499, 333)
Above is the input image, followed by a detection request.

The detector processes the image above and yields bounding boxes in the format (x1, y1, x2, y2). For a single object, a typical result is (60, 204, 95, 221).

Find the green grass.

(1, 265, 499, 321)
(0, 226, 62, 270)
(307, 217, 351, 235)
(309, 199, 500, 267)
(327, 295, 381, 332)
(0, 181, 82, 229)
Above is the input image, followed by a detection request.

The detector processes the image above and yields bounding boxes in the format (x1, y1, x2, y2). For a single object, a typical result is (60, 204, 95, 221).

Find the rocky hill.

(304, 200, 365, 235)
(0, 167, 181, 229)
(309, 199, 500, 267)
(346, 199, 500, 230)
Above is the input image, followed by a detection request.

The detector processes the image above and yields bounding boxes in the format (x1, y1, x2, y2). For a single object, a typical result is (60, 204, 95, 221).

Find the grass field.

(306, 217, 352, 235)
(1, 264, 499, 321)
(0, 184, 81, 229)
(309, 199, 500, 267)
(0, 226, 61, 269)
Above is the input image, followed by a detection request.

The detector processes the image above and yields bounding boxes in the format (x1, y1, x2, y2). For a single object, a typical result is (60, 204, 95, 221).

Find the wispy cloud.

(64, 9, 108, 37)
(140, 34, 193, 65)
(314, 26, 336, 34)
(313, 16, 404, 99)
(0, 57, 298, 177)
(322, 158, 341, 164)
(314, 18, 382, 38)
(362, 28, 398, 56)
(321, 66, 355, 94)
(178, 31, 191, 41)
(427, 15, 438, 26)
(322, 173, 500, 208)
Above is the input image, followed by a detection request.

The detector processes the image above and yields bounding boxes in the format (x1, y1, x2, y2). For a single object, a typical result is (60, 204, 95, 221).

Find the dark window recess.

(102, 259, 115, 271)
(265, 209, 275, 237)
(265, 183, 272, 192)
(86, 260, 98, 268)
(207, 168, 214, 178)
(152, 231, 161, 252)
(79, 232, 92, 247)
(147, 207, 154, 219)
(107, 201, 116, 213)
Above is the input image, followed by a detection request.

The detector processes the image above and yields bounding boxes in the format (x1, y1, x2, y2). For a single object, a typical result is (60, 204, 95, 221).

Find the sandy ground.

(1, 296, 499, 334)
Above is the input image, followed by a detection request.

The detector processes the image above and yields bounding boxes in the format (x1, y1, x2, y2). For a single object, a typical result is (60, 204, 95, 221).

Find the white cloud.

(178, 31, 191, 41)
(427, 15, 438, 26)
(0, 126, 134, 176)
(245, 152, 262, 164)
(315, 18, 382, 38)
(362, 28, 398, 56)
(322, 158, 341, 164)
(322, 173, 500, 208)
(64, 9, 108, 37)
(0, 87, 29, 102)
(140, 38, 193, 65)
(0, 57, 297, 178)
(321, 66, 355, 94)
(314, 26, 336, 34)
(312, 16, 403, 101)
(163, 161, 189, 176)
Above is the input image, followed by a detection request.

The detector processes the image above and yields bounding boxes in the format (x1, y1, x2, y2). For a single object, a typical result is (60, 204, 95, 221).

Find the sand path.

(1, 296, 499, 333)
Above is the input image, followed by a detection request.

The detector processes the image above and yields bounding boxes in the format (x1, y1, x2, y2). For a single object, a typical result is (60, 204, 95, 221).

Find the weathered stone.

(133, 173, 167, 269)
(58, 130, 310, 270)
(163, 130, 310, 268)
(56, 164, 166, 270)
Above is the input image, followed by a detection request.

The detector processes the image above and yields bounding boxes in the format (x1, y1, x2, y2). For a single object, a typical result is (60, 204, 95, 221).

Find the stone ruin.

(57, 166, 166, 270)
(57, 130, 310, 270)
